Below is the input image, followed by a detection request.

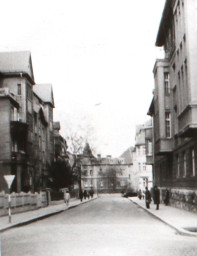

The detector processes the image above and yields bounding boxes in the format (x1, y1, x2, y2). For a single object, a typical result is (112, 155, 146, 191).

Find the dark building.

(149, 0, 197, 212)
(0, 51, 55, 192)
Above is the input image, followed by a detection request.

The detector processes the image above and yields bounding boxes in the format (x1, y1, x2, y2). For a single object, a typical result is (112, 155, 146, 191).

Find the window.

(184, 59, 188, 86)
(183, 152, 186, 177)
(120, 181, 125, 186)
(12, 140, 18, 152)
(177, 155, 180, 177)
(147, 140, 152, 156)
(17, 84, 21, 95)
(164, 72, 170, 96)
(180, 42, 182, 51)
(183, 34, 186, 42)
(165, 112, 171, 138)
(142, 145, 146, 155)
(11, 107, 19, 121)
(191, 148, 196, 177)
(172, 63, 176, 72)
(26, 84, 32, 100)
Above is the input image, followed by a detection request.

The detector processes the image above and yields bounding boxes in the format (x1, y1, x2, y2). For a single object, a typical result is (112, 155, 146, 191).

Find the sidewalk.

(0, 197, 97, 233)
(129, 197, 197, 237)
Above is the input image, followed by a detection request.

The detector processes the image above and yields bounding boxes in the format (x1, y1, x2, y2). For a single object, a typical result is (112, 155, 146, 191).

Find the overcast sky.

(0, 0, 166, 157)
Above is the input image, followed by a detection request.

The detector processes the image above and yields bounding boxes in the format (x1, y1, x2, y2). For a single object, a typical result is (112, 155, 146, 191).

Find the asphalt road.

(1, 194, 197, 256)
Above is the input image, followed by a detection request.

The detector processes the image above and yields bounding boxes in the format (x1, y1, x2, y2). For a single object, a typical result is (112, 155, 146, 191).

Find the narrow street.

(1, 194, 197, 256)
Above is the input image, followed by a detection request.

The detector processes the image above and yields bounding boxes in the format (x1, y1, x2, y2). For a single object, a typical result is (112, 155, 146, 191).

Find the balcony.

(178, 105, 197, 137)
(0, 88, 18, 107)
(146, 155, 153, 165)
(155, 138, 173, 155)
(11, 120, 28, 138)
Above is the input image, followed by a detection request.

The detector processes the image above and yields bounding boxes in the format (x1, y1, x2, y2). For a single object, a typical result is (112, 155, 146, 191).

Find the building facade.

(0, 52, 55, 193)
(149, 0, 197, 212)
(79, 144, 132, 193)
(133, 122, 153, 192)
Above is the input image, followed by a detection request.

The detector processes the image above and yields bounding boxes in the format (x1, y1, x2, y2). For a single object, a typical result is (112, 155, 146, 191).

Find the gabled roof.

(33, 83, 54, 107)
(120, 147, 134, 164)
(0, 51, 34, 82)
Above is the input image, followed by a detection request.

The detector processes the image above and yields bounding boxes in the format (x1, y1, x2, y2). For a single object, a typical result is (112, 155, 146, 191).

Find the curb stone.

(0, 197, 97, 233)
(129, 198, 197, 237)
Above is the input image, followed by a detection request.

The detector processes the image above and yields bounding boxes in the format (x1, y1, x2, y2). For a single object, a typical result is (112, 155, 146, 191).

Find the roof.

(83, 143, 94, 158)
(135, 125, 145, 146)
(53, 122, 61, 131)
(120, 147, 134, 164)
(33, 84, 54, 107)
(0, 51, 34, 81)
(155, 0, 173, 46)
(147, 97, 154, 116)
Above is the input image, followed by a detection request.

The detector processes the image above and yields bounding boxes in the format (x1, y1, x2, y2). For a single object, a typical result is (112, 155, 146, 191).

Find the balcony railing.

(10, 121, 28, 138)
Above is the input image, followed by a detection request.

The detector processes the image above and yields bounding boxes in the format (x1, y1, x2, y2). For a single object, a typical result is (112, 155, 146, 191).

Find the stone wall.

(160, 187, 197, 213)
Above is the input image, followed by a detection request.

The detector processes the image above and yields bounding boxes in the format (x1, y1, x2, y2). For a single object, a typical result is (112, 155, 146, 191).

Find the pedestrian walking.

(138, 189, 142, 200)
(79, 190, 83, 202)
(145, 187, 151, 209)
(64, 189, 70, 206)
(153, 185, 160, 210)
(83, 190, 87, 199)
(89, 189, 94, 198)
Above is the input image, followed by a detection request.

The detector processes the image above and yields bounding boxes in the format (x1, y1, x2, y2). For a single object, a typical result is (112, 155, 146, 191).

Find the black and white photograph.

(1, 0, 197, 255)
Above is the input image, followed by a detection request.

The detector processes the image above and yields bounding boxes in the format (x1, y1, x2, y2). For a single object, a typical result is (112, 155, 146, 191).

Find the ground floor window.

(191, 148, 196, 177)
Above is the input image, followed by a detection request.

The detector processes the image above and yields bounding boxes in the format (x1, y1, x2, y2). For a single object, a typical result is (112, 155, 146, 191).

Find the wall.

(0, 191, 48, 216)
(161, 187, 197, 213)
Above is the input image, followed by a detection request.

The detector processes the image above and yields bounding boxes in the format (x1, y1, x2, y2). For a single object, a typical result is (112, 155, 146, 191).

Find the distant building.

(79, 144, 131, 193)
(130, 121, 153, 193)
(0, 51, 55, 192)
(120, 147, 135, 190)
(135, 121, 153, 191)
(148, 0, 197, 212)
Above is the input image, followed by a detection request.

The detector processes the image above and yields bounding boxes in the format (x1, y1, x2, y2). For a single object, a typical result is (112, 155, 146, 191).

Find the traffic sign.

(4, 175, 15, 189)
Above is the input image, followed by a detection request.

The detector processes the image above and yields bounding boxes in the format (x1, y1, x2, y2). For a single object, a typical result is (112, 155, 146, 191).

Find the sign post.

(4, 175, 15, 223)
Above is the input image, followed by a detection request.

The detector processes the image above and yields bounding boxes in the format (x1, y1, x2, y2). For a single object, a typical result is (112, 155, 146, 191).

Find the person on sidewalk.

(79, 190, 83, 202)
(64, 190, 70, 206)
(138, 189, 142, 200)
(145, 187, 151, 209)
(153, 185, 160, 210)
(164, 189, 169, 206)
(83, 190, 87, 200)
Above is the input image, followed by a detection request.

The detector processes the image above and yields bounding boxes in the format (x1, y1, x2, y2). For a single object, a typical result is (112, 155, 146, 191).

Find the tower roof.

(83, 143, 94, 158)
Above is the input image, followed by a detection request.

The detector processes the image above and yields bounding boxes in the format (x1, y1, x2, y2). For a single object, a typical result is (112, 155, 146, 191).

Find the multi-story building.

(134, 121, 153, 192)
(149, 0, 197, 212)
(79, 144, 131, 193)
(0, 51, 54, 192)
